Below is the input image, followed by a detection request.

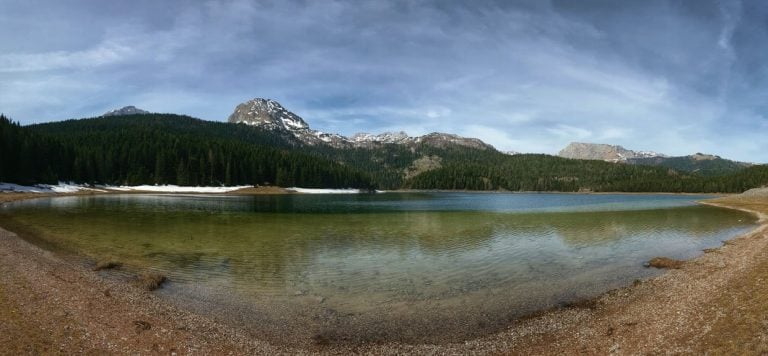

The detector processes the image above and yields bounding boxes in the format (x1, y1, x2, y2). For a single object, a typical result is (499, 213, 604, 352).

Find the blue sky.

(1, 0, 767, 162)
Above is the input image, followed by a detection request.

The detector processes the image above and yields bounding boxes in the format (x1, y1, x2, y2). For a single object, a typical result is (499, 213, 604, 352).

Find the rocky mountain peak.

(227, 97, 496, 151)
(417, 132, 495, 150)
(558, 142, 663, 162)
(227, 98, 309, 131)
(691, 153, 719, 161)
(351, 131, 411, 144)
(102, 106, 149, 117)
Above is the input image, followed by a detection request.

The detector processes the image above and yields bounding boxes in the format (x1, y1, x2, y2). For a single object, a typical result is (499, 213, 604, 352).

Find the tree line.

(405, 154, 768, 193)
(2, 113, 767, 193)
(2, 114, 372, 188)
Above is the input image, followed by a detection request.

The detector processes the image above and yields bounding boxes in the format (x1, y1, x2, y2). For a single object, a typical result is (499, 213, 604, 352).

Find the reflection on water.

(0, 193, 756, 344)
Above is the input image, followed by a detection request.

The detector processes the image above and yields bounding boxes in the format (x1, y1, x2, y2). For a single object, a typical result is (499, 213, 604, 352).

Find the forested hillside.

(2, 113, 767, 193)
(313, 143, 498, 189)
(3, 114, 373, 188)
(627, 155, 751, 176)
(0, 115, 70, 184)
(406, 154, 768, 193)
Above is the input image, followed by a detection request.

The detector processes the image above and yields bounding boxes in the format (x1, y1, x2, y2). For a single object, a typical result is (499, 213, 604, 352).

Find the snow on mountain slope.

(227, 98, 496, 150)
(102, 106, 149, 117)
(558, 142, 665, 162)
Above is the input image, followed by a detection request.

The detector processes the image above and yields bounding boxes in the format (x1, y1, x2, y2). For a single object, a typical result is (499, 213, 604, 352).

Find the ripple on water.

(0, 193, 757, 344)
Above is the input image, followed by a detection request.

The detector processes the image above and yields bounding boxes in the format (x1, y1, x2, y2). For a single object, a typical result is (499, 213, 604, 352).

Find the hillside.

(559, 142, 751, 176)
(406, 154, 768, 193)
(2, 99, 768, 193)
(627, 154, 752, 176)
(4, 114, 372, 188)
(558, 142, 661, 162)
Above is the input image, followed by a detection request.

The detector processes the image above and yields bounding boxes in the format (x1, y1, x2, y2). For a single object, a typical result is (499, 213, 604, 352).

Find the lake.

(0, 192, 757, 344)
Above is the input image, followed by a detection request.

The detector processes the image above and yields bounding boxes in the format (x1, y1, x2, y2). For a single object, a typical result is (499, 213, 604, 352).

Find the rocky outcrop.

(742, 187, 768, 197)
(558, 142, 751, 175)
(102, 106, 149, 117)
(227, 98, 496, 151)
(558, 142, 663, 162)
(404, 155, 443, 179)
(351, 131, 411, 145)
(227, 98, 309, 131)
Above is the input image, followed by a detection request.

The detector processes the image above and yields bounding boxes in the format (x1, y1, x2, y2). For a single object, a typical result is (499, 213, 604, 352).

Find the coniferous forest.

(1, 114, 372, 188)
(2, 113, 768, 193)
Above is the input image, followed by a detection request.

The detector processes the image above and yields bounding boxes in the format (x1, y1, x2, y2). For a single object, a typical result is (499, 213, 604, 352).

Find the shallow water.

(0, 193, 757, 344)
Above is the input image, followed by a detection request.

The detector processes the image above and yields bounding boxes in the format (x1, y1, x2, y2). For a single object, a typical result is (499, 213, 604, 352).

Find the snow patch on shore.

(1, 182, 251, 194)
(0, 182, 106, 193)
(2, 183, 376, 195)
(105, 185, 252, 193)
(287, 187, 367, 194)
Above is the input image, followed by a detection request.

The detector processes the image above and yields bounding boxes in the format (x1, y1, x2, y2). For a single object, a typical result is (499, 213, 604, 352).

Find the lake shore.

(1, 190, 767, 354)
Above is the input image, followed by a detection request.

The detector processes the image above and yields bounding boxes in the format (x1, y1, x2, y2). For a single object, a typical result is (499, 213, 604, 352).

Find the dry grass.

(645, 257, 685, 269)
(707, 196, 768, 216)
(133, 272, 167, 291)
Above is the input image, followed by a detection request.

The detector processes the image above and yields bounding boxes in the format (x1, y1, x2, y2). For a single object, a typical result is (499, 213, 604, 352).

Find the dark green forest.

(2, 113, 768, 193)
(1, 114, 372, 188)
(405, 154, 768, 193)
(627, 155, 751, 176)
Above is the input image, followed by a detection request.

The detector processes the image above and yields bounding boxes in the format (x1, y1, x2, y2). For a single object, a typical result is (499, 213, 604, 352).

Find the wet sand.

(1, 191, 767, 354)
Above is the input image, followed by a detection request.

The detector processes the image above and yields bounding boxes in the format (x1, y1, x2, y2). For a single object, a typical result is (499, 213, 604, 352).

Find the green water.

(0, 193, 757, 344)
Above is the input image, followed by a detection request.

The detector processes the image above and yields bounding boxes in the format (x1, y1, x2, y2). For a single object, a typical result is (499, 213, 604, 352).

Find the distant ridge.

(102, 106, 149, 117)
(558, 142, 751, 176)
(558, 142, 663, 162)
(227, 97, 495, 150)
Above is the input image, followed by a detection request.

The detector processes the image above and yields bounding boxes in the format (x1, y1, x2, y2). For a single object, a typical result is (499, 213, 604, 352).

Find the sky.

(1, 0, 767, 162)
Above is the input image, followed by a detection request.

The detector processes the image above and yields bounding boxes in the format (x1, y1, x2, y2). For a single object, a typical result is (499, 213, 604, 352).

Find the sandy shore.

(0, 221, 302, 354)
(1, 191, 767, 354)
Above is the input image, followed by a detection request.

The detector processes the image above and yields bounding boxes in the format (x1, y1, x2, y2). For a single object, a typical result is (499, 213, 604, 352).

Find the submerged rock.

(644, 257, 684, 269)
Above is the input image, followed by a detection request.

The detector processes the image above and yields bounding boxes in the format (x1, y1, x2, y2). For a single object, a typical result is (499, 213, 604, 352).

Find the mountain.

(227, 98, 347, 146)
(102, 106, 149, 117)
(226, 98, 499, 188)
(24, 113, 371, 188)
(3, 111, 768, 193)
(558, 142, 750, 176)
(627, 153, 752, 176)
(558, 142, 663, 162)
(227, 98, 494, 150)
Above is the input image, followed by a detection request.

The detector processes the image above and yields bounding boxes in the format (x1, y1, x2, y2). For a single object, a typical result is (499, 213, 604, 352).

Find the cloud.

(1, 0, 767, 162)
(718, 0, 742, 50)
(0, 42, 133, 72)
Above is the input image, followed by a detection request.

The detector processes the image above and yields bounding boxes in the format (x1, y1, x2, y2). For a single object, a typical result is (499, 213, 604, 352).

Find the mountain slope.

(225, 98, 498, 188)
(102, 106, 149, 117)
(406, 153, 768, 193)
(227, 98, 495, 150)
(627, 153, 752, 176)
(25, 114, 372, 188)
(4, 101, 767, 193)
(558, 142, 663, 162)
(559, 142, 750, 176)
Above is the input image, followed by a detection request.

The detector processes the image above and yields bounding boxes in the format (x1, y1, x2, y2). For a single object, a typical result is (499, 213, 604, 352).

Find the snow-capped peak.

(227, 98, 309, 131)
(102, 106, 149, 117)
(351, 131, 411, 144)
(227, 98, 496, 150)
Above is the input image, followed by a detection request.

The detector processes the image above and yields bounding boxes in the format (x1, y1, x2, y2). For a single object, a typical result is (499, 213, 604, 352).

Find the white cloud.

(0, 41, 134, 72)
(1, 0, 767, 162)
